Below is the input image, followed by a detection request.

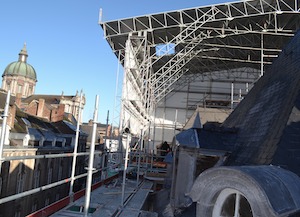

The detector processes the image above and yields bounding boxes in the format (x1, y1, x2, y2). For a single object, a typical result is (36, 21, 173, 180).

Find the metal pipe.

(101, 110, 109, 180)
(3, 151, 99, 161)
(149, 122, 153, 169)
(84, 95, 99, 216)
(170, 144, 178, 213)
(0, 90, 10, 174)
(136, 127, 143, 187)
(121, 133, 130, 206)
(152, 109, 156, 154)
(195, 129, 200, 148)
(108, 123, 113, 166)
(231, 82, 234, 110)
(261, 33, 264, 77)
(69, 91, 83, 198)
(234, 193, 241, 217)
(145, 124, 149, 169)
(174, 109, 178, 136)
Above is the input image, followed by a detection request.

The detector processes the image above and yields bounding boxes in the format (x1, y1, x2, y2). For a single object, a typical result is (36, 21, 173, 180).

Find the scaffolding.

(100, 0, 300, 147)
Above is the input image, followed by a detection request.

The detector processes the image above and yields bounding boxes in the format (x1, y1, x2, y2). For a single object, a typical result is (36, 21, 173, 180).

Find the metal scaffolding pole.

(136, 127, 144, 187)
(121, 133, 130, 207)
(84, 95, 99, 216)
(4, 151, 91, 161)
(101, 110, 109, 180)
(69, 91, 83, 198)
(231, 82, 234, 110)
(261, 33, 264, 77)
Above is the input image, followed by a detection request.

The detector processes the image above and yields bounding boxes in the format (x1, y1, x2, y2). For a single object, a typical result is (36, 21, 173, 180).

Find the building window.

(34, 141, 40, 147)
(6, 81, 11, 91)
(33, 164, 41, 188)
(55, 193, 60, 201)
(47, 162, 53, 184)
(65, 137, 72, 147)
(45, 194, 51, 206)
(14, 211, 21, 217)
(43, 140, 52, 147)
(45, 197, 50, 207)
(56, 141, 63, 147)
(17, 85, 23, 94)
(16, 164, 25, 194)
(28, 86, 33, 95)
(14, 205, 21, 217)
(32, 198, 38, 212)
(58, 161, 63, 181)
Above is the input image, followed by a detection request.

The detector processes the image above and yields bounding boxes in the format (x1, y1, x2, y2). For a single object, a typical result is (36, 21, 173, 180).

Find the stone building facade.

(0, 45, 87, 217)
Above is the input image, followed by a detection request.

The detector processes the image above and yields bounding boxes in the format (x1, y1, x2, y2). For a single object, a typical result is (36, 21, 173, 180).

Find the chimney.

(37, 99, 45, 117)
(8, 105, 16, 129)
(50, 104, 65, 122)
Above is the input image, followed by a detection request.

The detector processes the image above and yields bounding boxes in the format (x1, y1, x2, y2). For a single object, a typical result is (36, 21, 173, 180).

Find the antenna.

(98, 8, 103, 24)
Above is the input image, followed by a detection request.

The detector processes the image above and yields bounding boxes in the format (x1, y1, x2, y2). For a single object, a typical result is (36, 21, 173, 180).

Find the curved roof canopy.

(100, 0, 300, 123)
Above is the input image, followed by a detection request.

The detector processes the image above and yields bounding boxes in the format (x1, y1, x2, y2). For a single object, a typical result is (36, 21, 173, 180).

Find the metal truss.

(100, 0, 300, 130)
(101, 0, 299, 47)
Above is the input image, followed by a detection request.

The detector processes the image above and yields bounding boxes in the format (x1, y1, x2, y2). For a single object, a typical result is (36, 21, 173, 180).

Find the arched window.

(55, 193, 60, 201)
(28, 86, 33, 95)
(14, 205, 21, 217)
(47, 162, 53, 184)
(58, 160, 63, 181)
(31, 198, 38, 212)
(33, 164, 41, 188)
(45, 193, 51, 206)
(16, 164, 25, 194)
(17, 84, 22, 94)
(6, 81, 11, 91)
(14, 211, 21, 217)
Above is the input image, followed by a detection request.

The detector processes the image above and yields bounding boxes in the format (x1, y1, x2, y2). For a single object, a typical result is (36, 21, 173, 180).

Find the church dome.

(2, 44, 37, 81)
(3, 61, 37, 81)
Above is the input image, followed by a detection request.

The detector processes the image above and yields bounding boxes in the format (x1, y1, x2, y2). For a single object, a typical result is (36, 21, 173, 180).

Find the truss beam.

(100, 0, 300, 135)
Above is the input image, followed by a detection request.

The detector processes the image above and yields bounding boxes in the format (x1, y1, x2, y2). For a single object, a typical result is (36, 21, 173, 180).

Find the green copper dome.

(2, 44, 37, 81)
(3, 61, 37, 80)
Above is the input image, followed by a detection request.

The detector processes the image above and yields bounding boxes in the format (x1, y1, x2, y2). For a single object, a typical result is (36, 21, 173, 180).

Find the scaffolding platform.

(50, 179, 156, 217)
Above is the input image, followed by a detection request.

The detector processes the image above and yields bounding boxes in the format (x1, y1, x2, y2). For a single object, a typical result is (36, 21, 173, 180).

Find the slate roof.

(224, 31, 300, 168)
(190, 31, 300, 176)
(12, 108, 77, 136)
(0, 90, 82, 142)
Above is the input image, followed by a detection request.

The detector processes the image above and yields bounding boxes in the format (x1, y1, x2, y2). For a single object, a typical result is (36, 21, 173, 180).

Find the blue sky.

(0, 0, 231, 124)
